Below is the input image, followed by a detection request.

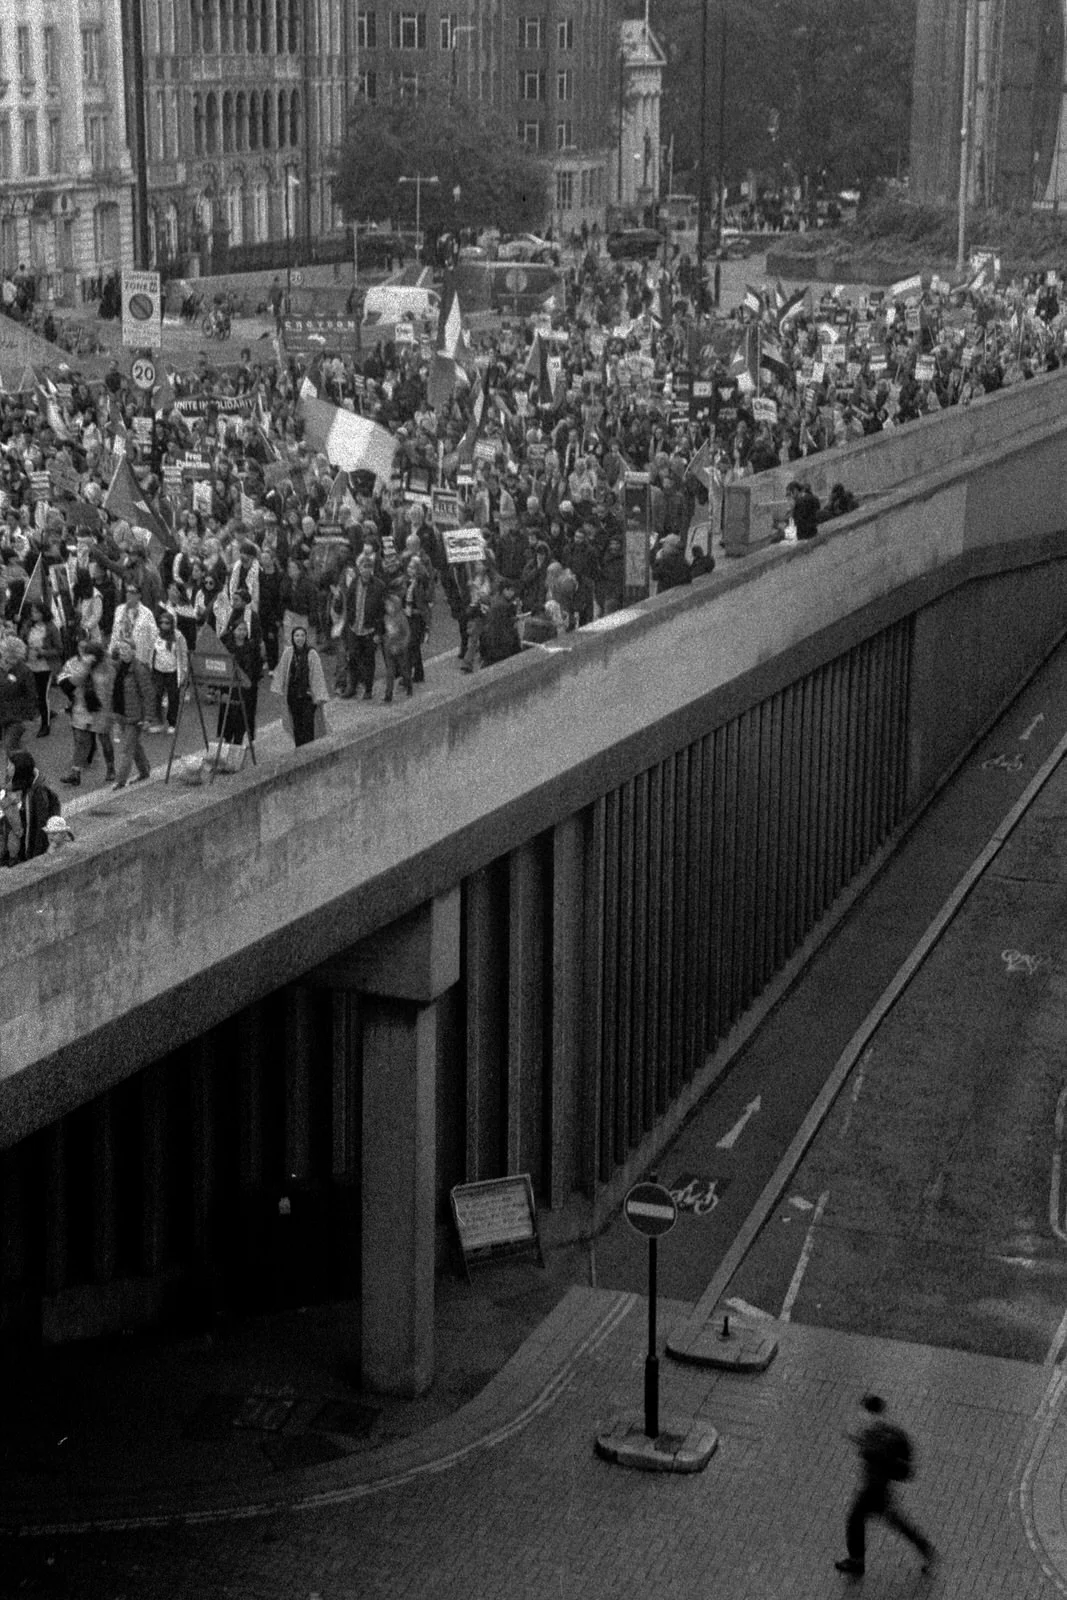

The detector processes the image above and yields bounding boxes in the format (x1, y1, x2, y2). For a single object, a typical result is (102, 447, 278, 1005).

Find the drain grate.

(233, 1389, 296, 1432)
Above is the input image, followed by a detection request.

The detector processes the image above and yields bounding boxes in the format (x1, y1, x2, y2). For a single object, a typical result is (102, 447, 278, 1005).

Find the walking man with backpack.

(836, 1394, 937, 1579)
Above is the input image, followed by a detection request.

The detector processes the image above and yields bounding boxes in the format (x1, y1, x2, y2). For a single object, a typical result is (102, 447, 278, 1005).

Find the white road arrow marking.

(1021, 714, 1046, 742)
(716, 1095, 762, 1150)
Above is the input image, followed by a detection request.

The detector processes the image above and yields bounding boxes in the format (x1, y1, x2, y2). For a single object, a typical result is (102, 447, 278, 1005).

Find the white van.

(361, 284, 440, 326)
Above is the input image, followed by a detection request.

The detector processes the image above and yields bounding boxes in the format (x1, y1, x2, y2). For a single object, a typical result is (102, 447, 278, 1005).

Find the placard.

(450, 1174, 543, 1277)
(432, 487, 461, 528)
(443, 526, 487, 564)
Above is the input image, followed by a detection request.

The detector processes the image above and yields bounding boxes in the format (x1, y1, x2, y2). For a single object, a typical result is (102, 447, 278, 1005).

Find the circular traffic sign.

(624, 1181, 677, 1238)
(131, 356, 156, 391)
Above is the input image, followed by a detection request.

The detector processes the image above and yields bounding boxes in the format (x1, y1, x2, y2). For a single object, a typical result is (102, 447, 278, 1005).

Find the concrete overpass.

(3, 370, 1067, 1393)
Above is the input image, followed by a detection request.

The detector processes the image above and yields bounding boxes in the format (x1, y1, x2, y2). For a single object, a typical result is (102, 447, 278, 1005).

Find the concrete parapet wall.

(4, 404, 1067, 1147)
(726, 365, 1067, 548)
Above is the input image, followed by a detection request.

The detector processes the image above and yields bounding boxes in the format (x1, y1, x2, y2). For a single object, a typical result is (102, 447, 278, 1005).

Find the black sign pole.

(645, 1233, 659, 1438)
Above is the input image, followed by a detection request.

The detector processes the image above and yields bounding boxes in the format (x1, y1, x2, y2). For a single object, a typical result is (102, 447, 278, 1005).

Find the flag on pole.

(759, 336, 791, 380)
(777, 286, 809, 328)
(323, 468, 361, 524)
(743, 284, 764, 317)
(458, 374, 486, 458)
(104, 456, 176, 561)
(427, 279, 471, 410)
(35, 373, 70, 441)
(298, 392, 397, 483)
(525, 333, 553, 405)
(685, 438, 715, 490)
(16, 555, 44, 618)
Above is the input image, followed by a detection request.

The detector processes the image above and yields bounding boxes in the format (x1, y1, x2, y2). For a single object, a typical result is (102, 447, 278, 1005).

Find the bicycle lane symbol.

(668, 1172, 732, 1217)
(982, 752, 1024, 772)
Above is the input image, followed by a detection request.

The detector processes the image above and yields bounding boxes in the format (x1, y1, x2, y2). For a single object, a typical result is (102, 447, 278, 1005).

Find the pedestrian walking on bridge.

(836, 1394, 936, 1579)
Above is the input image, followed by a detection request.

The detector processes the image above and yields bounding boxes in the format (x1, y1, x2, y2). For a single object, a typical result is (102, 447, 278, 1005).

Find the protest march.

(1, 238, 1063, 862)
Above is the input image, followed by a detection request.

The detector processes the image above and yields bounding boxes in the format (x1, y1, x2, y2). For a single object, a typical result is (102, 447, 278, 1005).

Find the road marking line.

(779, 1190, 829, 1322)
(1050, 1087, 1067, 1246)
(686, 722, 1067, 1331)
(838, 1047, 871, 1142)
(1017, 1365, 1067, 1595)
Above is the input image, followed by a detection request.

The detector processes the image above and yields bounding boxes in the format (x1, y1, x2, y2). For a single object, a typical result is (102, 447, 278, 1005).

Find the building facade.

(911, 0, 1067, 211)
(610, 17, 663, 213)
(0, 0, 133, 300)
(353, 1, 617, 238)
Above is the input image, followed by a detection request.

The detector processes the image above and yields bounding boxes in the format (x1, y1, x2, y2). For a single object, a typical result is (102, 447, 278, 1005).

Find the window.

(556, 120, 572, 150)
(396, 69, 420, 99)
(519, 69, 544, 101)
(518, 16, 542, 49)
(556, 69, 571, 100)
(357, 10, 376, 48)
(21, 112, 38, 176)
(518, 121, 541, 149)
(557, 17, 574, 50)
(555, 169, 573, 210)
(16, 25, 32, 84)
(0, 118, 11, 181)
(82, 27, 103, 83)
(84, 112, 108, 170)
(439, 14, 456, 49)
(394, 13, 426, 50)
(43, 27, 59, 87)
(358, 69, 377, 99)
(47, 114, 60, 173)
(155, 92, 169, 159)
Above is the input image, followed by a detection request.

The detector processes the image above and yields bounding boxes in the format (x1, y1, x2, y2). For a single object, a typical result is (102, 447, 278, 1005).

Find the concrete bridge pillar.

(309, 888, 460, 1399)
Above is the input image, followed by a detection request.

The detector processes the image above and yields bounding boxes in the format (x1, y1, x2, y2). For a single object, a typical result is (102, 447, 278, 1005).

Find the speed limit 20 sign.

(131, 357, 156, 391)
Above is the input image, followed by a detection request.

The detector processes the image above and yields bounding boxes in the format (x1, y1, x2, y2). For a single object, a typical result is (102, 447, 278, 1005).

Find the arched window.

(227, 181, 243, 246)
(288, 0, 300, 51)
(236, 92, 248, 151)
(220, 0, 233, 52)
(248, 91, 260, 149)
(203, 1, 217, 52)
(192, 93, 203, 155)
(252, 180, 268, 242)
(261, 91, 272, 148)
(259, 0, 269, 50)
(289, 89, 300, 148)
(190, 0, 202, 52)
(222, 91, 234, 152)
(205, 91, 219, 154)
(276, 0, 287, 52)
(244, 0, 256, 50)
(277, 90, 287, 149)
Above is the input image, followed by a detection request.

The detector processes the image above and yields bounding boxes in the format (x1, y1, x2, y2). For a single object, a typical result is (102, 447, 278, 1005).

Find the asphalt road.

(594, 631, 1067, 1367)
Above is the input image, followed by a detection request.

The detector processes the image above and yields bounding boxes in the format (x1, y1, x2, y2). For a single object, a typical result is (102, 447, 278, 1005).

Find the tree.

(332, 93, 551, 236)
(647, 0, 915, 205)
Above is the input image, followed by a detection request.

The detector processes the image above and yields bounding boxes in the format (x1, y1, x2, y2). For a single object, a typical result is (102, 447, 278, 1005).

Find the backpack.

(865, 1421, 913, 1481)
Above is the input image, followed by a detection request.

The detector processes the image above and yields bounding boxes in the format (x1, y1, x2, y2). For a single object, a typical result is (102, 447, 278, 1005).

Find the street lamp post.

(398, 173, 439, 260)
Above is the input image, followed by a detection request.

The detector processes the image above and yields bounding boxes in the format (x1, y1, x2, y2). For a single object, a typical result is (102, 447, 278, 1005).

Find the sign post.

(624, 1178, 677, 1438)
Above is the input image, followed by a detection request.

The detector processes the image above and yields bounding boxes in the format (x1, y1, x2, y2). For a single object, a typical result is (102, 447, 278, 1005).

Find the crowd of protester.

(1, 240, 1064, 863)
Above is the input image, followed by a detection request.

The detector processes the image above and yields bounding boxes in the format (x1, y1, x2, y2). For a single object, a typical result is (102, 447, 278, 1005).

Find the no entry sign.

(624, 1181, 677, 1239)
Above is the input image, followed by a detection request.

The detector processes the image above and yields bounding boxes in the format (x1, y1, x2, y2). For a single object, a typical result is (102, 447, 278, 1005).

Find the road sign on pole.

(624, 1180, 677, 1437)
(624, 1181, 678, 1238)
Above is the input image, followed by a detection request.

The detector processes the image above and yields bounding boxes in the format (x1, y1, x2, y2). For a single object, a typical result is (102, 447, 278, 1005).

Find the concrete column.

(465, 867, 504, 1181)
(360, 998, 437, 1396)
(43, 1118, 68, 1297)
(549, 816, 584, 1209)
(306, 889, 460, 1399)
(508, 841, 544, 1179)
(283, 986, 314, 1183)
(140, 1061, 168, 1276)
(91, 1094, 119, 1284)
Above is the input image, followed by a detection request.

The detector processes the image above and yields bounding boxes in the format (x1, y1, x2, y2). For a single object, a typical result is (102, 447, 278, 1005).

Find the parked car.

(606, 228, 664, 261)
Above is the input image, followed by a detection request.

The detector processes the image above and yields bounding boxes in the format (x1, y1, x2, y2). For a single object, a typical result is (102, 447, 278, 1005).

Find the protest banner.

(443, 527, 486, 564)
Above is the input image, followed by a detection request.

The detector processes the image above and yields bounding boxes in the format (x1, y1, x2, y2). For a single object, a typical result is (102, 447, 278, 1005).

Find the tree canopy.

(649, 0, 915, 204)
(332, 94, 550, 236)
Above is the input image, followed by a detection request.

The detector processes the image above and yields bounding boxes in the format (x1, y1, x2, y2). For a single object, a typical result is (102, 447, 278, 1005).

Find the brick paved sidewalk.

(5, 1287, 1067, 1599)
